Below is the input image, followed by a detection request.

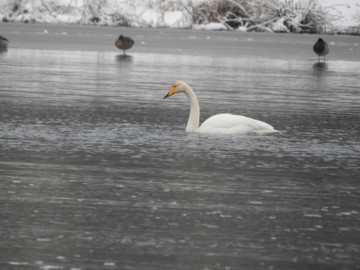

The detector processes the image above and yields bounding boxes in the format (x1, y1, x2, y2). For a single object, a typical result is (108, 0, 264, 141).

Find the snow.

(320, 0, 359, 28)
(0, 0, 359, 32)
(193, 23, 228, 31)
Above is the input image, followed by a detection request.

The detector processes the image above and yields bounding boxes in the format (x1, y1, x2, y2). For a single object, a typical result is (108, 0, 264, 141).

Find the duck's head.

(163, 80, 188, 99)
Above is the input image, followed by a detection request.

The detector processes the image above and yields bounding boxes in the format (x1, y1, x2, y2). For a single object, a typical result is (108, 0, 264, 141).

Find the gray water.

(0, 23, 360, 270)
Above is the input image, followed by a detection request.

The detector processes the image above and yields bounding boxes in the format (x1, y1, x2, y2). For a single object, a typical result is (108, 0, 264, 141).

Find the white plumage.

(164, 80, 277, 135)
(198, 113, 276, 135)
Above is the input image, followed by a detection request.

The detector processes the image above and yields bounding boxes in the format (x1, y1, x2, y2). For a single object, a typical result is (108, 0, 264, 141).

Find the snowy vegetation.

(0, 0, 358, 34)
(190, 0, 333, 33)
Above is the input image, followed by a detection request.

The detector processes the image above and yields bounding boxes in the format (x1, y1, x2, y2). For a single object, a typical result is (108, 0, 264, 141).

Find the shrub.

(190, 0, 335, 33)
(0, 0, 345, 33)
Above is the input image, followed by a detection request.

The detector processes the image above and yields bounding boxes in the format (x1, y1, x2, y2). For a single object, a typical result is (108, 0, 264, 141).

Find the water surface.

(0, 24, 360, 270)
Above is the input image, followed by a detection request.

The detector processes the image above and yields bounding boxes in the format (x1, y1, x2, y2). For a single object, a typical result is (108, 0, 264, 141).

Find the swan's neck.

(184, 85, 200, 132)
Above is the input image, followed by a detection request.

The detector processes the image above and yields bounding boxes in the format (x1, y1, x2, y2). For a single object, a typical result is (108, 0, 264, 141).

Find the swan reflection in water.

(163, 80, 278, 135)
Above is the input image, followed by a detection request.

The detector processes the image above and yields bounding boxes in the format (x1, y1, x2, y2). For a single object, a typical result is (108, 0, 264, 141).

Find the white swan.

(163, 80, 277, 135)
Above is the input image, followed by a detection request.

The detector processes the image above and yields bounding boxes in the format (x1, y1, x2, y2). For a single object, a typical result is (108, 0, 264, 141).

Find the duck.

(115, 35, 134, 55)
(313, 38, 329, 62)
(163, 80, 277, 135)
(0, 35, 9, 52)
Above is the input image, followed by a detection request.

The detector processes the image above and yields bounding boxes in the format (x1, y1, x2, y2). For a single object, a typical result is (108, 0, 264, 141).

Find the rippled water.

(0, 24, 360, 270)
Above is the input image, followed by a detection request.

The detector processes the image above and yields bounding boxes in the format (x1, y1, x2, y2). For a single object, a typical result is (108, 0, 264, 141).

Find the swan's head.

(163, 80, 189, 99)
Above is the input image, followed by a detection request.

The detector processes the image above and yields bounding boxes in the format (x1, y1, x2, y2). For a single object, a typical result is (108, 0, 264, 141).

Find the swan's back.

(197, 113, 276, 135)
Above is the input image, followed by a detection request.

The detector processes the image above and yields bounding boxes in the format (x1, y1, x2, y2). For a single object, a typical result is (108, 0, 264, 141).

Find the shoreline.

(1, 22, 360, 62)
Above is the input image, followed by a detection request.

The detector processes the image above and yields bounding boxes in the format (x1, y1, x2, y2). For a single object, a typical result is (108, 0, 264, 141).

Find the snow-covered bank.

(0, 0, 359, 34)
(0, 0, 194, 28)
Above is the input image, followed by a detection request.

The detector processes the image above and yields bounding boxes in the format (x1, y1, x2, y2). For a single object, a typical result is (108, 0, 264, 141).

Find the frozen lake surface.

(1, 23, 360, 270)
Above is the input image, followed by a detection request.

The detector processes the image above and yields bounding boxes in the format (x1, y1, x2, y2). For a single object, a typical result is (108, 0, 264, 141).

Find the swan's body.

(197, 113, 275, 135)
(313, 38, 329, 62)
(163, 80, 277, 135)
